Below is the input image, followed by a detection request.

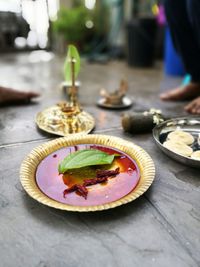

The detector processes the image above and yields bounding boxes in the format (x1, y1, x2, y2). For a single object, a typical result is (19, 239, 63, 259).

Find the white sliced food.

(198, 134, 200, 146)
(191, 151, 200, 161)
(163, 140, 193, 157)
(167, 130, 194, 145)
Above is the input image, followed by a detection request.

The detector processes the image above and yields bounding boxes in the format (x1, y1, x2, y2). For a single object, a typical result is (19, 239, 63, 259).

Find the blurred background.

(0, 0, 185, 76)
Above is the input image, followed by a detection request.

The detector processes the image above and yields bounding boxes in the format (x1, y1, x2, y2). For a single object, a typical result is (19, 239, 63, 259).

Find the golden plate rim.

(20, 134, 155, 212)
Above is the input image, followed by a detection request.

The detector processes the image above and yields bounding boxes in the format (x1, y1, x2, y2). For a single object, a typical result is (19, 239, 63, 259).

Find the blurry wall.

(60, 0, 73, 7)
(0, 0, 59, 52)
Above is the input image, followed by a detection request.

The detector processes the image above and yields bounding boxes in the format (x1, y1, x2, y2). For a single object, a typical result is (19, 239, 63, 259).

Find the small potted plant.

(52, 2, 110, 54)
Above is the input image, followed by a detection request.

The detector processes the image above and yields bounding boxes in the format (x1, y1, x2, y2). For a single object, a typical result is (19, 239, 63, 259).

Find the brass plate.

(36, 105, 95, 136)
(20, 135, 155, 212)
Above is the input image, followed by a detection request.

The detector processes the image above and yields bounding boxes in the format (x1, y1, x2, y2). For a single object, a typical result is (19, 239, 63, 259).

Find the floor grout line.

(0, 126, 123, 149)
(0, 137, 53, 149)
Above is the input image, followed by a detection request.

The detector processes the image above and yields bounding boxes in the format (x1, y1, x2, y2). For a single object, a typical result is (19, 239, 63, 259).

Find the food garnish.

(83, 177, 108, 186)
(63, 184, 88, 199)
(63, 167, 120, 199)
(58, 149, 119, 174)
(96, 167, 120, 178)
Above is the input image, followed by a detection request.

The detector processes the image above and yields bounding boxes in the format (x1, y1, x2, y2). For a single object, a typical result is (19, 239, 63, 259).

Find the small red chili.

(83, 176, 108, 186)
(63, 184, 88, 199)
(96, 167, 120, 178)
(63, 167, 120, 199)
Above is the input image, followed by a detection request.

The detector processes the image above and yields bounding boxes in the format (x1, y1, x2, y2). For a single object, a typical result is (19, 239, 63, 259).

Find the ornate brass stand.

(36, 58, 95, 136)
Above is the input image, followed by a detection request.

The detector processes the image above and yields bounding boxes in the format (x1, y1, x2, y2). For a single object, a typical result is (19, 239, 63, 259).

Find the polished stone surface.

(0, 52, 199, 267)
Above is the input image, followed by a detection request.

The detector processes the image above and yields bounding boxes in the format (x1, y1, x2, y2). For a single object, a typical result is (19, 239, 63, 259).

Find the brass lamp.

(36, 46, 95, 136)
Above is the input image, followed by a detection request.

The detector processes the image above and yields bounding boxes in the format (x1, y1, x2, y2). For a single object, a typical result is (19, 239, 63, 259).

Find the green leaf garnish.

(58, 149, 117, 174)
(64, 44, 80, 82)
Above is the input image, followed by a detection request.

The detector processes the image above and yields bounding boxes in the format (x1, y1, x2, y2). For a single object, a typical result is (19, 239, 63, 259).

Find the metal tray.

(20, 135, 155, 212)
(97, 96, 133, 109)
(153, 117, 200, 168)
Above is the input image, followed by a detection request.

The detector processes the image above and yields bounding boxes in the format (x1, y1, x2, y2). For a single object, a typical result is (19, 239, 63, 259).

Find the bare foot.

(160, 83, 200, 101)
(184, 97, 200, 114)
(0, 87, 40, 105)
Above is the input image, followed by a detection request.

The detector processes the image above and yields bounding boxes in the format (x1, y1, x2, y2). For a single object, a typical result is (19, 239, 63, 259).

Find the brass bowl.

(20, 135, 155, 212)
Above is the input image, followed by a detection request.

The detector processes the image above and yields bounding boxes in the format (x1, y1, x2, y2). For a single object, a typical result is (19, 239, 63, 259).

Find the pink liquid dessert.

(36, 144, 140, 206)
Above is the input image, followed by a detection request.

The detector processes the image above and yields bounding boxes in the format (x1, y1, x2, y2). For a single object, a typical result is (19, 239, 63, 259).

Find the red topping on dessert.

(63, 184, 88, 199)
(63, 167, 120, 199)
(83, 176, 108, 186)
(96, 167, 120, 178)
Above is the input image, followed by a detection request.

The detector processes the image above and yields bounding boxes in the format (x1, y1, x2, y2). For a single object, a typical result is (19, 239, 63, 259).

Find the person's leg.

(160, 0, 200, 102)
(183, 0, 200, 114)
(187, 0, 200, 48)
(165, 0, 200, 82)
(184, 96, 200, 113)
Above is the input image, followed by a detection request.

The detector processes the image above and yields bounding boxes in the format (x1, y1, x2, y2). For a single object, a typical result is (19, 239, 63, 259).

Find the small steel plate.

(153, 117, 200, 168)
(97, 96, 133, 109)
